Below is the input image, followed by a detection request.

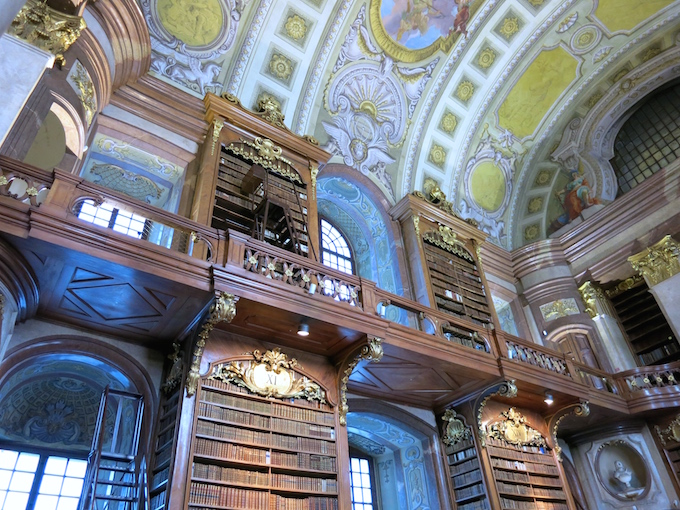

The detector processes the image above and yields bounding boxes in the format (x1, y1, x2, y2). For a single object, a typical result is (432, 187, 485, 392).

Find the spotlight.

(544, 391, 554, 405)
(297, 323, 310, 337)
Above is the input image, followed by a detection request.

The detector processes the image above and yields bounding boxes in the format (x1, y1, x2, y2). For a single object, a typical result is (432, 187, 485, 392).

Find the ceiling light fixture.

(297, 323, 310, 337)
(544, 391, 554, 405)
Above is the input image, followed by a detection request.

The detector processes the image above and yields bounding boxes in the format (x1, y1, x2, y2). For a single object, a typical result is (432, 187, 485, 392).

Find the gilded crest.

(442, 409, 471, 446)
(487, 407, 547, 447)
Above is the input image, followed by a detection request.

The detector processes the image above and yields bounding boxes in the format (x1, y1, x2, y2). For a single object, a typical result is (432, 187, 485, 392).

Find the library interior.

(1, 0, 680, 509)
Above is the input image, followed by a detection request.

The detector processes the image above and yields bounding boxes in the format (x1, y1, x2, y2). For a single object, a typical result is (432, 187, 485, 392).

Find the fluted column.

(629, 235, 680, 340)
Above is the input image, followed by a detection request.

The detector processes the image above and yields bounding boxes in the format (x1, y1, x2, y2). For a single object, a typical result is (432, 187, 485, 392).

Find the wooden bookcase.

(150, 388, 181, 510)
(446, 435, 490, 510)
(186, 356, 338, 510)
(424, 240, 492, 327)
(608, 279, 678, 365)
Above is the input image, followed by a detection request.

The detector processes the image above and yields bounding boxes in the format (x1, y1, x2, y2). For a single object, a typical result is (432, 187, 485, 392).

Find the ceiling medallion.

(368, 0, 483, 63)
(285, 14, 307, 41)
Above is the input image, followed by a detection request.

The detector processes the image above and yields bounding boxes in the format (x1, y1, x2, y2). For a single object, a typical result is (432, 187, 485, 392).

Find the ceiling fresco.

(141, 0, 680, 248)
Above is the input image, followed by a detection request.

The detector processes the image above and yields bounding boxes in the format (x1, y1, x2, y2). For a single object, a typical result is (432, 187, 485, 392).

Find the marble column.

(579, 281, 637, 371)
(0, 34, 54, 147)
(629, 235, 680, 340)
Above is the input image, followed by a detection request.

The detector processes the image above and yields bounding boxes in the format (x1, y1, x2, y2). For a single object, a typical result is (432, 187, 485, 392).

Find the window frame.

(349, 447, 380, 510)
(0, 442, 89, 510)
(319, 218, 355, 276)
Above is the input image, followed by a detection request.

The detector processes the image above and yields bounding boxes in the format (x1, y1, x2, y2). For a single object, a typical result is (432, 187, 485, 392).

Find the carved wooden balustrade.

(499, 332, 573, 378)
(0, 156, 53, 206)
(617, 363, 680, 394)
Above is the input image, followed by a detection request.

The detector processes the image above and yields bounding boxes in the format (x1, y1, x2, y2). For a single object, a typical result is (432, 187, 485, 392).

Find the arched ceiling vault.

(141, 0, 680, 249)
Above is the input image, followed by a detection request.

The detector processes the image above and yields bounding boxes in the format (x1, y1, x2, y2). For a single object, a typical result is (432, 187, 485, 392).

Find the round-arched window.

(320, 219, 353, 275)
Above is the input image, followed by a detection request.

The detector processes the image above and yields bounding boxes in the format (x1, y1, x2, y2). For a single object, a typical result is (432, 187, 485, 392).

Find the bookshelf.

(607, 279, 678, 366)
(441, 410, 490, 510)
(423, 238, 492, 327)
(150, 387, 181, 510)
(485, 409, 569, 510)
(186, 350, 338, 510)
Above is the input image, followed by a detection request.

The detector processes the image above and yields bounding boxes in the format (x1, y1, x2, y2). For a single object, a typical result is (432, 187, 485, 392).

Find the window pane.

(10, 472, 34, 492)
(349, 456, 374, 510)
(65, 460, 87, 479)
(39, 475, 64, 495)
(0, 452, 18, 469)
(320, 219, 354, 275)
(15, 453, 39, 472)
(35, 494, 58, 510)
(45, 458, 68, 476)
(3, 491, 29, 510)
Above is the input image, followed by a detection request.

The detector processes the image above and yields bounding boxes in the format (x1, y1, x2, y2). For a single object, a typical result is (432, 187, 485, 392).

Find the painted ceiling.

(142, 0, 680, 249)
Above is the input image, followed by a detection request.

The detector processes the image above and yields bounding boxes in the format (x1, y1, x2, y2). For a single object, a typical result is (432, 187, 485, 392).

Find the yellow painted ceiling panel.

(157, 0, 223, 47)
(470, 161, 505, 212)
(595, 0, 674, 33)
(498, 47, 578, 140)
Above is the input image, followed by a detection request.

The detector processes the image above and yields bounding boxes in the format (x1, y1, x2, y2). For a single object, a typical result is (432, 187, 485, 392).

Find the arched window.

(611, 83, 680, 195)
(321, 219, 353, 275)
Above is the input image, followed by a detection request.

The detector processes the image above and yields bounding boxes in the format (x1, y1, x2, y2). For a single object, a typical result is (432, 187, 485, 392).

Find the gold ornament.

(499, 17, 520, 40)
(440, 112, 458, 134)
(528, 196, 543, 213)
(456, 80, 475, 102)
(524, 224, 539, 241)
(628, 235, 680, 287)
(477, 47, 497, 69)
(429, 143, 447, 168)
(285, 14, 307, 41)
(269, 53, 293, 81)
(339, 337, 383, 425)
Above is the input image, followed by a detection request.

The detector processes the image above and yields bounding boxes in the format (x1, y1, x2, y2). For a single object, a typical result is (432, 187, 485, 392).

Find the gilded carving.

(628, 235, 680, 287)
(550, 401, 589, 461)
(539, 298, 580, 321)
(210, 348, 326, 402)
(475, 380, 517, 447)
(605, 274, 644, 298)
(161, 341, 184, 394)
(428, 143, 447, 168)
(439, 112, 458, 135)
(412, 215, 420, 237)
(442, 409, 471, 446)
(10, 0, 86, 67)
(211, 119, 224, 156)
(578, 281, 606, 319)
(186, 293, 239, 397)
(68, 61, 96, 126)
(310, 162, 319, 200)
(339, 337, 383, 426)
(423, 226, 474, 262)
(487, 407, 547, 447)
(284, 14, 307, 41)
(413, 179, 478, 227)
(269, 53, 294, 82)
(477, 48, 497, 69)
(655, 413, 680, 447)
(456, 80, 475, 103)
(256, 96, 287, 130)
(225, 138, 301, 184)
(498, 17, 520, 40)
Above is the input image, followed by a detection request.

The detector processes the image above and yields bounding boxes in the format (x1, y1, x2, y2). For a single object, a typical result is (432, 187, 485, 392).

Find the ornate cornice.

(549, 400, 590, 461)
(10, 0, 86, 67)
(605, 274, 644, 299)
(474, 379, 517, 447)
(423, 226, 474, 262)
(186, 293, 239, 397)
(628, 235, 680, 287)
(487, 407, 547, 448)
(339, 336, 383, 426)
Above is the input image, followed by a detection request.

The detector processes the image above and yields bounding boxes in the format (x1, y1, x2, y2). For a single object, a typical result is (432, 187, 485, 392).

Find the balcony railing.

(0, 156, 53, 206)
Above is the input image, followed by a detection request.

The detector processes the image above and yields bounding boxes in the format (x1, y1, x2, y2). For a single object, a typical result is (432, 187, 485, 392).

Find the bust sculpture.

(613, 460, 632, 488)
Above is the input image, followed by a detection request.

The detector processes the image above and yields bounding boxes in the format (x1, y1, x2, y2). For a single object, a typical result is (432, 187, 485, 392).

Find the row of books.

(270, 451, 337, 472)
(150, 490, 166, 510)
(455, 483, 485, 501)
(271, 417, 335, 440)
(271, 473, 337, 493)
(271, 403, 335, 425)
(446, 438, 475, 454)
(203, 390, 271, 414)
(533, 487, 566, 499)
(494, 470, 529, 483)
(491, 458, 559, 476)
(450, 457, 480, 476)
(271, 433, 336, 455)
(193, 463, 269, 487)
(488, 446, 553, 465)
(497, 481, 532, 496)
(197, 419, 270, 446)
(189, 482, 269, 508)
(204, 380, 333, 413)
(448, 446, 476, 464)
(195, 438, 268, 464)
(199, 402, 270, 429)
(152, 466, 170, 490)
(270, 494, 338, 510)
(500, 497, 568, 510)
(458, 499, 490, 510)
(487, 438, 549, 455)
(453, 470, 482, 487)
(530, 475, 562, 488)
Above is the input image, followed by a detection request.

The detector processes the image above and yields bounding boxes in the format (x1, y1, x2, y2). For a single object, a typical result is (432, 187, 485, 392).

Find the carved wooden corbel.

(210, 119, 224, 156)
(473, 379, 517, 447)
(186, 292, 239, 397)
(548, 400, 590, 461)
(441, 409, 471, 446)
(338, 336, 383, 426)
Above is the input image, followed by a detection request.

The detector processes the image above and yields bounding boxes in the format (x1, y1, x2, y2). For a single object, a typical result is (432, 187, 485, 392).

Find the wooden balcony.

(0, 157, 678, 413)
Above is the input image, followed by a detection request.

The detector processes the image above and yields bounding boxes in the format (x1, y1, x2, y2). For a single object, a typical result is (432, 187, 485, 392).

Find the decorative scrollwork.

(475, 380, 517, 447)
(423, 226, 474, 262)
(442, 409, 471, 446)
(210, 348, 326, 403)
(186, 293, 239, 397)
(655, 413, 680, 447)
(488, 408, 547, 448)
(578, 281, 602, 319)
(339, 337, 383, 426)
(161, 341, 184, 394)
(256, 97, 287, 130)
(211, 119, 224, 156)
(226, 139, 301, 184)
(605, 275, 643, 298)
(549, 401, 590, 461)
(310, 162, 319, 200)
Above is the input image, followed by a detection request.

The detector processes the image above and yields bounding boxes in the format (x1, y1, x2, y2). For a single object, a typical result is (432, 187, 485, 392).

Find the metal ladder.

(80, 387, 147, 510)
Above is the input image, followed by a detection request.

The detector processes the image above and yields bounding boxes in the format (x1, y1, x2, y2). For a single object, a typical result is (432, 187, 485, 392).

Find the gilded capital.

(628, 235, 680, 287)
(578, 281, 610, 319)
(10, 0, 86, 67)
(339, 336, 383, 426)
